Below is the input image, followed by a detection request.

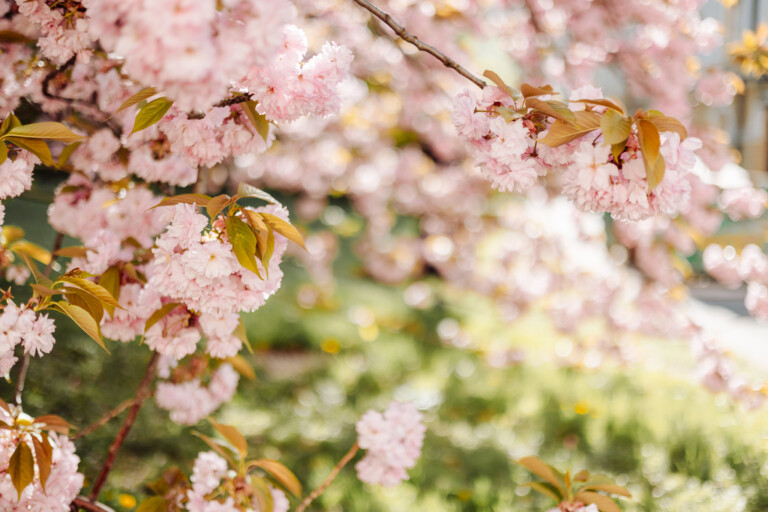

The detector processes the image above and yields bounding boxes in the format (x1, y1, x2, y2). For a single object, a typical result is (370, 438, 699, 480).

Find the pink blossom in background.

(355, 401, 425, 486)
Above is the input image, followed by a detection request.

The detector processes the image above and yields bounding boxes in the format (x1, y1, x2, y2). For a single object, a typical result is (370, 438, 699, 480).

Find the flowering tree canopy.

(0, 0, 763, 511)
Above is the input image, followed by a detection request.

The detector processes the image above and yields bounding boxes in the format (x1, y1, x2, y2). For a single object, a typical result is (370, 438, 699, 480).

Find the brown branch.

(71, 397, 141, 440)
(88, 352, 159, 500)
(187, 93, 253, 119)
(296, 442, 360, 512)
(350, 0, 486, 89)
(70, 496, 116, 512)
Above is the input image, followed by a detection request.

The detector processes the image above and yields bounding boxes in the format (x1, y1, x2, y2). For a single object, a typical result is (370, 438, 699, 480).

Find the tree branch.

(70, 496, 116, 512)
(71, 396, 143, 440)
(187, 93, 253, 119)
(350, 0, 486, 89)
(88, 352, 159, 500)
(296, 442, 359, 512)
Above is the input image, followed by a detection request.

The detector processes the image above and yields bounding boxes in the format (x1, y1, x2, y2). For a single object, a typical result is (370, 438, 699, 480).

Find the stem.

(70, 496, 116, 512)
(187, 93, 253, 119)
(13, 232, 64, 407)
(296, 442, 360, 512)
(71, 397, 142, 440)
(349, 0, 486, 90)
(88, 353, 158, 501)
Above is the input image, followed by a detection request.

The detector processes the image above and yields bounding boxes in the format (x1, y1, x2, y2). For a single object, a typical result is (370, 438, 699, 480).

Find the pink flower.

(355, 401, 425, 487)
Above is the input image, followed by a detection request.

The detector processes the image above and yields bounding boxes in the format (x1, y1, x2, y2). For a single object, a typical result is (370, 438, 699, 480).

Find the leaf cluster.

(0, 113, 85, 167)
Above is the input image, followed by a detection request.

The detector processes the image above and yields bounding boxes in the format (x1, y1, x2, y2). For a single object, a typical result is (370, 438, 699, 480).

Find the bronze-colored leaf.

(516, 456, 564, 494)
(54, 246, 89, 258)
(537, 111, 601, 147)
(9, 442, 34, 499)
(646, 114, 688, 140)
(5, 137, 53, 166)
(574, 491, 622, 512)
(573, 469, 590, 482)
(243, 100, 270, 142)
(237, 183, 279, 204)
(249, 459, 303, 497)
(225, 216, 262, 278)
(225, 355, 256, 380)
(113, 87, 159, 116)
(31, 433, 53, 492)
(2, 122, 85, 144)
(57, 141, 82, 167)
(64, 289, 104, 324)
(10, 240, 52, 265)
(49, 301, 107, 352)
(520, 83, 555, 99)
(209, 419, 248, 458)
(192, 431, 237, 468)
(59, 276, 121, 315)
(482, 70, 520, 99)
(34, 414, 72, 435)
(636, 119, 660, 165)
(520, 481, 561, 501)
(206, 194, 232, 221)
(136, 496, 167, 512)
(526, 98, 575, 123)
(260, 213, 306, 250)
(571, 98, 625, 113)
(99, 266, 122, 304)
(0, 142, 7, 166)
(251, 475, 275, 512)
(644, 148, 666, 191)
(578, 483, 632, 498)
(150, 194, 211, 210)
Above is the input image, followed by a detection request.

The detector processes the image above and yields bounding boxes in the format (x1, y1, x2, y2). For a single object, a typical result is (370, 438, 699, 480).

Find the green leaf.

(0, 114, 19, 136)
(248, 459, 302, 497)
(144, 303, 183, 332)
(516, 456, 564, 495)
(206, 194, 232, 221)
(150, 194, 211, 210)
(526, 98, 575, 123)
(225, 216, 261, 277)
(99, 266, 122, 304)
(259, 228, 275, 278)
(130, 97, 174, 135)
(113, 87, 159, 116)
(537, 110, 601, 147)
(64, 289, 104, 324)
(136, 496, 167, 512)
(237, 183, 279, 204)
(50, 301, 108, 352)
(611, 142, 626, 162)
(57, 141, 82, 167)
(9, 442, 34, 499)
(209, 419, 248, 458)
(4, 137, 53, 166)
(243, 100, 270, 141)
(260, 213, 306, 250)
(58, 276, 121, 315)
(2, 122, 85, 144)
(0, 142, 7, 166)
(600, 109, 632, 145)
(31, 433, 53, 492)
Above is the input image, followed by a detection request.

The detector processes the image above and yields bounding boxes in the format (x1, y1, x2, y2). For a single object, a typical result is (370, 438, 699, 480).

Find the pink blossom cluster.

(0, 300, 56, 374)
(718, 186, 767, 221)
(0, 409, 83, 511)
(15, 0, 94, 65)
(453, 86, 702, 221)
(238, 25, 354, 122)
(355, 401, 425, 487)
(155, 362, 239, 425)
(702, 243, 768, 321)
(0, 151, 37, 202)
(185, 450, 289, 512)
(83, 0, 292, 112)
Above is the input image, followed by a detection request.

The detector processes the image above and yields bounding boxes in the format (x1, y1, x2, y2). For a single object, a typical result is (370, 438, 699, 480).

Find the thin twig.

(296, 442, 360, 512)
(88, 352, 159, 500)
(187, 93, 253, 119)
(71, 397, 142, 440)
(350, 0, 486, 89)
(70, 496, 116, 512)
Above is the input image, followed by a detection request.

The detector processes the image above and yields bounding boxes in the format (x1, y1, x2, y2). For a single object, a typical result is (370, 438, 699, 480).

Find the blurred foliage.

(2, 194, 768, 512)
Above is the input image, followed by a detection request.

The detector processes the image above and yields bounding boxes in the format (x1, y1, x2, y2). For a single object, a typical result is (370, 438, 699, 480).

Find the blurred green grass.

(3, 192, 768, 512)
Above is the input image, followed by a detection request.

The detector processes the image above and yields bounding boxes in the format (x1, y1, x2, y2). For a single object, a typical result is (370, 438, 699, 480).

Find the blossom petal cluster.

(0, 301, 56, 373)
(355, 401, 425, 487)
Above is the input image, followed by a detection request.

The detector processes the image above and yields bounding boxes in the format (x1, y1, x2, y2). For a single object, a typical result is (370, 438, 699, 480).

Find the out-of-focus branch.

(350, 0, 487, 89)
(296, 442, 360, 512)
(70, 496, 116, 512)
(71, 396, 143, 440)
(88, 352, 158, 500)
